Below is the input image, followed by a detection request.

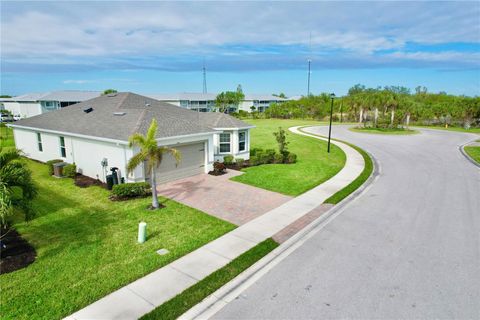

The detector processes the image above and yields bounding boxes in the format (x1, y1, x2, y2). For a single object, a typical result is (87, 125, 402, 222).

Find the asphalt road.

(212, 126, 480, 319)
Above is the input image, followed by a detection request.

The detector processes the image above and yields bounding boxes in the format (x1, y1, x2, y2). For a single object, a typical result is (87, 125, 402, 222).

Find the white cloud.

(1, 1, 479, 71)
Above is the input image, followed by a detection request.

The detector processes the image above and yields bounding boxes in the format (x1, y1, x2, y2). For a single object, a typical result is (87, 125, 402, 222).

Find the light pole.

(327, 93, 335, 153)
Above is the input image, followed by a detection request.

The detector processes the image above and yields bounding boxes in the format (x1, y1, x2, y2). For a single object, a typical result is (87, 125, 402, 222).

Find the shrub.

(46, 159, 63, 176)
(264, 149, 276, 164)
(249, 155, 260, 166)
(250, 148, 263, 157)
(213, 161, 226, 174)
(273, 127, 289, 154)
(235, 158, 245, 167)
(273, 153, 284, 164)
(223, 155, 234, 165)
(63, 163, 77, 178)
(111, 182, 150, 199)
(286, 152, 297, 164)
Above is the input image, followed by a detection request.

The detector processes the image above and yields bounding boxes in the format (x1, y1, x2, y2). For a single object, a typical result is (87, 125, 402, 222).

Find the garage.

(155, 142, 206, 184)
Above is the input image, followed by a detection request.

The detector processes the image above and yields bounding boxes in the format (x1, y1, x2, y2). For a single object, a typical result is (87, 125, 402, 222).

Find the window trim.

(218, 133, 231, 154)
(238, 130, 247, 152)
(37, 132, 43, 152)
(59, 136, 66, 158)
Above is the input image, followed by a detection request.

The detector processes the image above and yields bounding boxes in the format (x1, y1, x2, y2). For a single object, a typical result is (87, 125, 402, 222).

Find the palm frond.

(126, 150, 148, 174)
(128, 133, 146, 148)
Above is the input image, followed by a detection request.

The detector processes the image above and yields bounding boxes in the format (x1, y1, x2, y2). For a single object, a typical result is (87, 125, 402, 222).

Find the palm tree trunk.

(406, 113, 410, 130)
(358, 108, 363, 126)
(151, 170, 159, 208)
(390, 109, 395, 127)
(374, 108, 378, 127)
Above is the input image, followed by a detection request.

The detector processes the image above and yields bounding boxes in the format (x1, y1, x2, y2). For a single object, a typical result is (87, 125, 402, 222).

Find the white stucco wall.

(2, 102, 42, 118)
(12, 127, 217, 182)
(213, 129, 251, 162)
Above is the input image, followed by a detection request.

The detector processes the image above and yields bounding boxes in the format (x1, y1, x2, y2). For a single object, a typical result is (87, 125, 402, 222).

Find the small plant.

(46, 159, 63, 176)
(249, 155, 260, 166)
(111, 182, 150, 200)
(63, 163, 77, 178)
(273, 153, 284, 164)
(264, 149, 276, 164)
(223, 155, 234, 165)
(235, 158, 245, 167)
(213, 161, 226, 174)
(273, 127, 289, 154)
(286, 152, 297, 164)
(250, 148, 263, 157)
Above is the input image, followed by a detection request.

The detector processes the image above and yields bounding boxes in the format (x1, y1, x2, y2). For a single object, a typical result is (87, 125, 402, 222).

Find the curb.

(180, 127, 379, 320)
(459, 142, 480, 168)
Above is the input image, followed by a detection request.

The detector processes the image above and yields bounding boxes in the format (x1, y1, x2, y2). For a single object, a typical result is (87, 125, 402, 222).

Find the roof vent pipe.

(83, 107, 93, 113)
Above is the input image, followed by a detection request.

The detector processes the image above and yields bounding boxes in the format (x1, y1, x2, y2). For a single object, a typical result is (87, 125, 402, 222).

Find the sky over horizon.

(1, 1, 479, 96)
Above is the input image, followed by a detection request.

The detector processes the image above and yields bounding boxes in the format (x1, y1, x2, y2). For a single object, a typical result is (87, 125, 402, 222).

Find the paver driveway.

(156, 170, 292, 225)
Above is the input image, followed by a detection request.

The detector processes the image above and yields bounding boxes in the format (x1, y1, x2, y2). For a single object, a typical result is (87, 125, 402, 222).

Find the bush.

(273, 153, 284, 164)
(63, 163, 77, 178)
(111, 182, 150, 199)
(223, 155, 234, 165)
(286, 152, 297, 164)
(250, 148, 263, 157)
(264, 149, 276, 164)
(235, 158, 245, 167)
(213, 161, 226, 174)
(46, 159, 63, 176)
(249, 155, 260, 166)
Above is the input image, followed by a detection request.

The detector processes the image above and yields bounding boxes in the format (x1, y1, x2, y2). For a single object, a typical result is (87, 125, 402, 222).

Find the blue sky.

(1, 1, 479, 96)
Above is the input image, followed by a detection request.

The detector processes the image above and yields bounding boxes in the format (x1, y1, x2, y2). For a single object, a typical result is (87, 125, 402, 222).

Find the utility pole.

(202, 59, 207, 94)
(307, 32, 312, 96)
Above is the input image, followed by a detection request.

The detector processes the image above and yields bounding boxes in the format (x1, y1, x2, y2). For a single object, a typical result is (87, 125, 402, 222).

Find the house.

(147, 93, 287, 113)
(9, 92, 253, 184)
(0, 90, 102, 119)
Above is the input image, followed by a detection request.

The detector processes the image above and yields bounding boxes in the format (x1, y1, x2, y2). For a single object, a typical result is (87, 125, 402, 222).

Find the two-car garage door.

(154, 142, 205, 184)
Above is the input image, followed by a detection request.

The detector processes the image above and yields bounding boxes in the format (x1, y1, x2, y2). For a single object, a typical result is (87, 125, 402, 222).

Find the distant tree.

(127, 119, 181, 209)
(102, 89, 118, 95)
(273, 93, 287, 98)
(0, 95, 12, 98)
(250, 106, 256, 112)
(215, 90, 245, 113)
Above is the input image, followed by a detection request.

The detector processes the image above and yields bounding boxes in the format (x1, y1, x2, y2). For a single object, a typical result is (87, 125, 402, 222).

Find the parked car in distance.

(0, 113, 14, 122)
(13, 114, 21, 121)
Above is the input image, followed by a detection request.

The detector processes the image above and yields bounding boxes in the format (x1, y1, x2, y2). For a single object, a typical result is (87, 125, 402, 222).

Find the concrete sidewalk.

(66, 126, 364, 320)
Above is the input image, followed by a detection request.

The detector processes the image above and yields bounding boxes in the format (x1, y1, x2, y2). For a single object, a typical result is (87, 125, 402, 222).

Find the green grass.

(464, 146, 480, 164)
(140, 238, 279, 320)
(413, 125, 480, 134)
(0, 125, 15, 149)
(0, 160, 235, 320)
(297, 127, 374, 204)
(231, 119, 346, 196)
(349, 126, 419, 135)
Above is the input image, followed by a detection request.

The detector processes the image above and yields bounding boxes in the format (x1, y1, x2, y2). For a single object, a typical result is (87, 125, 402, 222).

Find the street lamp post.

(327, 93, 335, 153)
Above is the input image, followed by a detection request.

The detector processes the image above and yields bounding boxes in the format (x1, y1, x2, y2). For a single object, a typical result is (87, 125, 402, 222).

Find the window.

(59, 136, 66, 157)
(238, 131, 246, 152)
(37, 132, 43, 152)
(219, 133, 231, 153)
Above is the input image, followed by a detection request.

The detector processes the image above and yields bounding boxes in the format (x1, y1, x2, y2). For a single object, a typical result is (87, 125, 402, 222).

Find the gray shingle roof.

(0, 90, 102, 102)
(145, 92, 286, 102)
(12, 92, 252, 142)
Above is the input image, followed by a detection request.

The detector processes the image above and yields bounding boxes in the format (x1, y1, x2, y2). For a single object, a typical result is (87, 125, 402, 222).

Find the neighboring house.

(0, 91, 102, 119)
(147, 93, 287, 113)
(9, 92, 253, 185)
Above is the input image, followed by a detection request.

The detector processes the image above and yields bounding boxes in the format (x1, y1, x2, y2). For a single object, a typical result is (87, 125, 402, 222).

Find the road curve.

(212, 126, 480, 319)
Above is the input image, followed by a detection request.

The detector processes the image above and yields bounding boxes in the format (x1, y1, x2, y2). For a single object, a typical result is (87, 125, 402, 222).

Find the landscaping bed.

(0, 227, 36, 275)
(74, 173, 106, 188)
(349, 126, 419, 135)
(0, 160, 235, 320)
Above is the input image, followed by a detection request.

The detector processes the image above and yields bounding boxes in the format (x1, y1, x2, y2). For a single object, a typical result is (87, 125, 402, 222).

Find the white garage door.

(155, 142, 205, 184)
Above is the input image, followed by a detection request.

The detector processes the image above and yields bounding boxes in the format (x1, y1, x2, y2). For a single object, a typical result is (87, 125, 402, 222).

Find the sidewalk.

(66, 126, 365, 320)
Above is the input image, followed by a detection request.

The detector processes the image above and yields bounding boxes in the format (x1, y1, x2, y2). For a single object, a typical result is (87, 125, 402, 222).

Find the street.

(212, 126, 480, 319)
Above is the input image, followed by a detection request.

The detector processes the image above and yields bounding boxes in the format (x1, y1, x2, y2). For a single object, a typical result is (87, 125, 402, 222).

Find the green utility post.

(138, 221, 147, 243)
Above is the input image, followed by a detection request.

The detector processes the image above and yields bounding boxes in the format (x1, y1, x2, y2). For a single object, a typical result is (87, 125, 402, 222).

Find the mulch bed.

(208, 170, 227, 176)
(109, 194, 150, 201)
(74, 174, 106, 188)
(225, 164, 248, 171)
(0, 227, 36, 275)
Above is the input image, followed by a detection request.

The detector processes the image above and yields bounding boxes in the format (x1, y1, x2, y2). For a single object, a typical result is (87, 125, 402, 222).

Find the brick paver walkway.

(156, 170, 292, 225)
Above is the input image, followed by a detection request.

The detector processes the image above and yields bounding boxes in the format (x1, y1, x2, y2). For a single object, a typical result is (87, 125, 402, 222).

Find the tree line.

(264, 85, 480, 128)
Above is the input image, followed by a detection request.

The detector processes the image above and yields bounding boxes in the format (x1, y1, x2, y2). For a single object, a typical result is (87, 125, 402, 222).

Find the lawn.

(0, 160, 235, 320)
(231, 119, 346, 196)
(414, 125, 480, 134)
(0, 125, 15, 149)
(349, 126, 419, 135)
(464, 146, 480, 164)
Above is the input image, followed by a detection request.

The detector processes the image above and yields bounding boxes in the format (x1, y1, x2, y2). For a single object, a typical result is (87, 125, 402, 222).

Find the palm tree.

(127, 119, 181, 209)
(0, 148, 37, 227)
